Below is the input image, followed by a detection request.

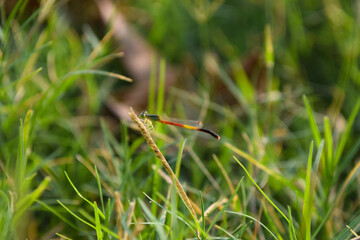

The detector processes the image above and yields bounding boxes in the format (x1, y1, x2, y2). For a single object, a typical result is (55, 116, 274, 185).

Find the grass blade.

(57, 200, 95, 230)
(95, 166, 105, 212)
(206, 177, 243, 234)
(301, 141, 314, 240)
(14, 176, 51, 223)
(303, 95, 321, 146)
(234, 156, 289, 223)
(138, 198, 167, 240)
(334, 97, 360, 168)
(324, 116, 333, 175)
(94, 202, 103, 240)
(332, 215, 360, 240)
(226, 211, 278, 240)
(64, 171, 105, 219)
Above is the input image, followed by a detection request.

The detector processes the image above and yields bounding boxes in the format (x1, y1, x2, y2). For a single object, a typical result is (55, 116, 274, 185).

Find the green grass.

(1, 0, 360, 239)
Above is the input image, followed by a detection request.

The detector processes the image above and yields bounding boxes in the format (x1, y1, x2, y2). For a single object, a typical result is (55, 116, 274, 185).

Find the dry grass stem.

(115, 191, 124, 239)
(129, 107, 198, 220)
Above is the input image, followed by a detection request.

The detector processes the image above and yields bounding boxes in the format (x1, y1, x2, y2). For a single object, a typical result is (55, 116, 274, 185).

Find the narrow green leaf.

(62, 69, 132, 82)
(104, 199, 112, 240)
(234, 156, 290, 223)
(57, 200, 95, 229)
(313, 139, 324, 173)
(200, 192, 205, 234)
(175, 138, 186, 178)
(324, 116, 333, 175)
(36, 200, 78, 230)
(138, 198, 167, 240)
(302, 141, 314, 240)
(78, 209, 118, 238)
(206, 178, 243, 234)
(56, 233, 73, 240)
(311, 202, 334, 239)
(144, 192, 199, 237)
(264, 24, 274, 68)
(14, 176, 51, 223)
(287, 206, 297, 240)
(226, 211, 278, 240)
(303, 95, 321, 146)
(94, 202, 103, 240)
(16, 120, 26, 196)
(64, 171, 105, 219)
(95, 166, 104, 212)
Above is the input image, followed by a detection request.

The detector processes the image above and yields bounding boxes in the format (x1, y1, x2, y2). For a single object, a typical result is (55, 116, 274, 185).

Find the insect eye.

(140, 111, 147, 118)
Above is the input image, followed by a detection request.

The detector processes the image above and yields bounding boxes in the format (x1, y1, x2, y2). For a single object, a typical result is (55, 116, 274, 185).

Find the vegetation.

(1, 0, 360, 239)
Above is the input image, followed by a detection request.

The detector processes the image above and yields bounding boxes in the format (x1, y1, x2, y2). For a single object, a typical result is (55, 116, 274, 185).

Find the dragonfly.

(140, 111, 220, 140)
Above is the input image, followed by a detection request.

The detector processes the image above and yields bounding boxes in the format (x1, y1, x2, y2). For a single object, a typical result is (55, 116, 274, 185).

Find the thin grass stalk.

(128, 107, 198, 220)
(115, 191, 124, 239)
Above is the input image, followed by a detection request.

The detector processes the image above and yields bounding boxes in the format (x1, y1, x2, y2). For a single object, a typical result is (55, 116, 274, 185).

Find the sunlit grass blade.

(301, 141, 314, 240)
(62, 69, 132, 82)
(78, 209, 118, 238)
(56, 233, 72, 240)
(94, 202, 103, 240)
(303, 95, 321, 146)
(264, 24, 274, 68)
(234, 156, 289, 223)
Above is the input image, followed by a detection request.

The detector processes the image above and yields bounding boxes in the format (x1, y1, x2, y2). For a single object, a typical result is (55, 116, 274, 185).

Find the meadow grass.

(1, 0, 360, 239)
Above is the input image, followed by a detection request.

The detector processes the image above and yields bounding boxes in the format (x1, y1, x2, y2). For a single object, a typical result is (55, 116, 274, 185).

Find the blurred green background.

(1, 0, 360, 239)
